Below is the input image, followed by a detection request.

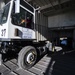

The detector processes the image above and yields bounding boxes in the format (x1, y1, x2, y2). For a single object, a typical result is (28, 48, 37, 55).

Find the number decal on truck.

(1, 29, 6, 36)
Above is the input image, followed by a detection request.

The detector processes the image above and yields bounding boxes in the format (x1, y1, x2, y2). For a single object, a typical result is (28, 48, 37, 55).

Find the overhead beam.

(26, 0, 32, 2)
(58, 0, 62, 9)
(38, 0, 45, 6)
(43, 1, 75, 16)
(33, 0, 44, 6)
(39, 0, 70, 10)
(49, 0, 56, 10)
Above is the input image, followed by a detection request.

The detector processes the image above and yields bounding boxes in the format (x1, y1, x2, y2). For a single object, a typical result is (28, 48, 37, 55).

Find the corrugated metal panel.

(35, 12, 48, 41)
(48, 11, 75, 28)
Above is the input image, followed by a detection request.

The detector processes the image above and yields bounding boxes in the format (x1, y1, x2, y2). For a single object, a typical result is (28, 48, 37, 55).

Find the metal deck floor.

(0, 50, 75, 75)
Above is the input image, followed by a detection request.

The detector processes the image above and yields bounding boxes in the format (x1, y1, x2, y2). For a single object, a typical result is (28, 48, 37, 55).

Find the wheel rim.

(26, 51, 37, 64)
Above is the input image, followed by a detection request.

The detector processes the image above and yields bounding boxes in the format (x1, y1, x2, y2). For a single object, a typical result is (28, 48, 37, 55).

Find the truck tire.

(18, 46, 37, 69)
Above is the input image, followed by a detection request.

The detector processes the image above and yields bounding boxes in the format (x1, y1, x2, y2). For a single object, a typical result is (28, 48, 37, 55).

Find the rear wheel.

(18, 46, 37, 69)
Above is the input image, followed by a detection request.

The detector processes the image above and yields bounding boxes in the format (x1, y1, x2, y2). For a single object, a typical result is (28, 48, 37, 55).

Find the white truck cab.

(0, 0, 35, 40)
(0, 0, 51, 70)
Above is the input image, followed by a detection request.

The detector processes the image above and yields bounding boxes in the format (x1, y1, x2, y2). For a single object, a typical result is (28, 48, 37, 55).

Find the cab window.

(11, 6, 34, 29)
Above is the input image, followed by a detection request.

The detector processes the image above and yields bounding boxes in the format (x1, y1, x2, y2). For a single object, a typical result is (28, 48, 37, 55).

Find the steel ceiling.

(26, 0, 75, 16)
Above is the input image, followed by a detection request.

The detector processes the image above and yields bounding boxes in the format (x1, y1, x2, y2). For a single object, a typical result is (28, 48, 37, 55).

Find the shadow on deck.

(44, 50, 75, 75)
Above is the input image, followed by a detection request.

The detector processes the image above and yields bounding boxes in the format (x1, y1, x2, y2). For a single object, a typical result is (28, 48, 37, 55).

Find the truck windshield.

(11, 3, 34, 29)
(0, 3, 10, 25)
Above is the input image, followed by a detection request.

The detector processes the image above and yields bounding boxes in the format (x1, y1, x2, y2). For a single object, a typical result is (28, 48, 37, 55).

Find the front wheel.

(18, 46, 37, 69)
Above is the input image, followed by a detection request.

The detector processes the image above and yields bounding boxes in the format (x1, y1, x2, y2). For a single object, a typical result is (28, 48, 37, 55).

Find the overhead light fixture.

(35, 7, 41, 13)
(35, 7, 40, 11)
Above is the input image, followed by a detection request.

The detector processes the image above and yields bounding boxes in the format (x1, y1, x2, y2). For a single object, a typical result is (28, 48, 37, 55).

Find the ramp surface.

(0, 50, 75, 75)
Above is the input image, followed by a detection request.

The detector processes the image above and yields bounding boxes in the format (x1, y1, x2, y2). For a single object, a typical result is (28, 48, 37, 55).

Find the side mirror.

(15, 0, 20, 13)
